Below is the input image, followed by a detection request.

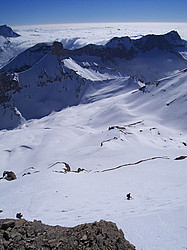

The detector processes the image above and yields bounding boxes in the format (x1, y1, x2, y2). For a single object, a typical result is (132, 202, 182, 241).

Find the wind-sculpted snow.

(63, 58, 116, 81)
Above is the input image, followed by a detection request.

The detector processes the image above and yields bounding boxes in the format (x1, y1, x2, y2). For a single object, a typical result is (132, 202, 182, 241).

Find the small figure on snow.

(126, 193, 132, 200)
(16, 212, 23, 219)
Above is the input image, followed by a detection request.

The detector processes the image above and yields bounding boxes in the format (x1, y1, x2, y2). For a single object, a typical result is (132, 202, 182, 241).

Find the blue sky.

(0, 0, 187, 26)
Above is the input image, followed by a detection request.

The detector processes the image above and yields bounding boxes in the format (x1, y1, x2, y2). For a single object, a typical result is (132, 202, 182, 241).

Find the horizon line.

(11, 21, 187, 28)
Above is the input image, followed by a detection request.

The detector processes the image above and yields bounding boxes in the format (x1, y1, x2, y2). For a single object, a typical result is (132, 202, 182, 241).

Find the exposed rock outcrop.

(174, 155, 187, 160)
(51, 41, 64, 56)
(2, 171, 17, 181)
(0, 219, 135, 249)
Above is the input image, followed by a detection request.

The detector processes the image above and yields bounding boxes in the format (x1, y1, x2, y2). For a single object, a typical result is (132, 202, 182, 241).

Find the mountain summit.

(0, 25, 20, 38)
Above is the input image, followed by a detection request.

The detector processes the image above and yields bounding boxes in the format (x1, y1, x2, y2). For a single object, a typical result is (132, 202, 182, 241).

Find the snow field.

(0, 73, 187, 249)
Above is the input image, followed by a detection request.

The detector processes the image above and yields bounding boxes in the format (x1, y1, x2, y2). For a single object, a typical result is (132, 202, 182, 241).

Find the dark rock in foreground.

(0, 219, 135, 249)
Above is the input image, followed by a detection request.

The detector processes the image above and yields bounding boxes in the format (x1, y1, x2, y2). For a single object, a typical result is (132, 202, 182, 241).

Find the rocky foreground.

(0, 219, 135, 249)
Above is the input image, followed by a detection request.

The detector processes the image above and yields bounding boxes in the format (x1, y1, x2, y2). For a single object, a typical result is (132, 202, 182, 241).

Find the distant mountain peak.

(106, 36, 133, 50)
(71, 30, 185, 60)
(164, 30, 182, 45)
(133, 30, 183, 51)
(0, 24, 20, 38)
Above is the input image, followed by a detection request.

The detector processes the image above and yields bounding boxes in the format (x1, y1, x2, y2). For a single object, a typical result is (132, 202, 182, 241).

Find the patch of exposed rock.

(0, 219, 135, 249)
(51, 41, 64, 56)
(0, 25, 20, 38)
(2, 171, 17, 181)
(174, 155, 187, 160)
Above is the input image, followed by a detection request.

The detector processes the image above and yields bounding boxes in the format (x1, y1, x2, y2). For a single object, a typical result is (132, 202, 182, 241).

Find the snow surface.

(0, 24, 187, 250)
(63, 58, 116, 81)
(0, 71, 187, 249)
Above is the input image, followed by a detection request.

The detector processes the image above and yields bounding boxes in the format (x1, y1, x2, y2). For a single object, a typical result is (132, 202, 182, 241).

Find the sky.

(0, 0, 187, 26)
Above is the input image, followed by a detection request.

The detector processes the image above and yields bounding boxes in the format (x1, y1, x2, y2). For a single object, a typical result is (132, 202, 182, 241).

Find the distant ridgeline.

(0, 30, 186, 129)
(1, 30, 186, 73)
(0, 25, 20, 38)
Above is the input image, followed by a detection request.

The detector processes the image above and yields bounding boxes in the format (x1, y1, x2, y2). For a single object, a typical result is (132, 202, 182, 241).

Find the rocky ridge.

(0, 219, 135, 250)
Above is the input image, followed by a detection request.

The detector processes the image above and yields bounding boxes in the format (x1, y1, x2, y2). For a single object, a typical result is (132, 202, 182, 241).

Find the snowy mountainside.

(126, 69, 187, 130)
(0, 53, 93, 129)
(0, 25, 21, 69)
(0, 67, 187, 250)
(0, 31, 187, 130)
(0, 43, 51, 73)
(0, 30, 187, 250)
(71, 31, 187, 82)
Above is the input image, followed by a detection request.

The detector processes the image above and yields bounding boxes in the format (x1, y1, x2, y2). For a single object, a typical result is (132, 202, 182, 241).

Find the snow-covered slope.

(0, 43, 51, 73)
(71, 30, 187, 82)
(0, 29, 187, 250)
(0, 31, 187, 130)
(127, 69, 187, 130)
(0, 70, 187, 250)
(0, 54, 91, 129)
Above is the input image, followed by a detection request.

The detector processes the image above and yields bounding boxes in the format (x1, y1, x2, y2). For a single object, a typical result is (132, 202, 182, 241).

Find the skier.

(16, 213, 23, 219)
(126, 193, 132, 200)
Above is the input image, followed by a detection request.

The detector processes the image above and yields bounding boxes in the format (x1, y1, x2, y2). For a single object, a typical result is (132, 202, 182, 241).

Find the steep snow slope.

(2, 30, 186, 80)
(0, 49, 120, 129)
(127, 69, 187, 130)
(0, 43, 51, 73)
(0, 70, 187, 250)
(63, 58, 116, 81)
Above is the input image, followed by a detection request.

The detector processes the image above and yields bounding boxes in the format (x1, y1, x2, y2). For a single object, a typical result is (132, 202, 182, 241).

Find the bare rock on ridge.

(0, 219, 136, 249)
(51, 41, 64, 56)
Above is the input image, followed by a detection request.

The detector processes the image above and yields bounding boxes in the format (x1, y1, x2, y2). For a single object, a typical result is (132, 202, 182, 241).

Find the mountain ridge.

(1, 30, 186, 73)
(0, 30, 186, 130)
